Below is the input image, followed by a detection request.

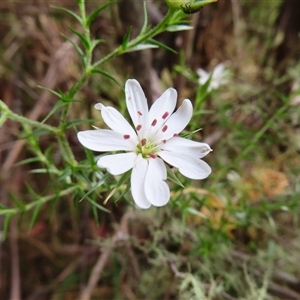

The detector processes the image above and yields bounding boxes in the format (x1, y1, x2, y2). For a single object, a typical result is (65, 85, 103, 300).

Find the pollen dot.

(162, 125, 168, 132)
(162, 112, 169, 119)
(149, 154, 156, 159)
(123, 134, 130, 139)
(141, 138, 146, 146)
(136, 124, 142, 131)
(151, 119, 157, 126)
(137, 111, 142, 116)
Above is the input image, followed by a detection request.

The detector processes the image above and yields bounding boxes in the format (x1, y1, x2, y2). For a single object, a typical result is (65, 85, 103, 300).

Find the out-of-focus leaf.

(86, 0, 115, 27)
(166, 25, 193, 32)
(52, 6, 82, 24)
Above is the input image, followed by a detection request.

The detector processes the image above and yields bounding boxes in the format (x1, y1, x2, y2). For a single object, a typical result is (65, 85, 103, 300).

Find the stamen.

(136, 124, 142, 131)
(123, 134, 130, 139)
(162, 125, 168, 132)
(141, 138, 146, 146)
(162, 112, 169, 119)
(151, 119, 157, 126)
(137, 111, 142, 116)
(162, 139, 166, 144)
(173, 133, 178, 137)
(149, 154, 156, 159)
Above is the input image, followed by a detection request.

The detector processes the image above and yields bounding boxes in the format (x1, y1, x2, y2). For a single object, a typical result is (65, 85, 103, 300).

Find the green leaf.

(52, 6, 82, 24)
(166, 165, 185, 188)
(9, 192, 26, 210)
(70, 27, 91, 51)
(15, 157, 41, 167)
(30, 168, 59, 174)
(166, 25, 193, 32)
(36, 85, 62, 99)
(62, 34, 85, 67)
(122, 26, 132, 50)
(91, 69, 122, 87)
(103, 170, 131, 204)
(126, 44, 159, 52)
(85, 197, 110, 213)
(140, 1, 148, 35)
(90, 39, 105, 51)
(147, 38, 177, 53)
(65, 118, 97, 129)
(2, 213, 14, 240)
(41, 100, 69, 123)
(79, 172, 111, 202)
(29, 201, 42, 231)
(86, 0, 116, 27)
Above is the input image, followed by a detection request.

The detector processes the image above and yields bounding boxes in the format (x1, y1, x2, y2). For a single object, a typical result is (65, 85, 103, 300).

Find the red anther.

(162, 139, 166, 144)
(137, 111, 142, 116)
(141, 138, 146, 146)
(162, 112, 169, 119)
(151, 119, 157, 126)
(136, 124, 142, 131)
(173, 133, 178, 137)
(123, 134, 130, 139)
(149, 153, 156, 159)
(162, 125, 168, 132)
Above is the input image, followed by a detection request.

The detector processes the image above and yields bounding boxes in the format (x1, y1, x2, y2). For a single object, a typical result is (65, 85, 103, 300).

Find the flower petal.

(158, 150, 211, 180)
(125, 79, 149, 135)
(146, 88, 177, 138)
(131, 154, 151, 209)
(161, 137, 212, 158)
(155, 99, 193, 141)
(77, 129, 136, 152)
(197, 68, 209, 84)
(213, 63, 225, 78)
(144, 157, 170, 207)
(94, 103, 136, 137)
(97, 152, 136, 175)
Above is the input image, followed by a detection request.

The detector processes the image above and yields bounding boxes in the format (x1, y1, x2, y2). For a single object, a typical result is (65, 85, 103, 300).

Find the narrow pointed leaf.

(140, 1, 148, 35)
(9, 192, 26, 210)
(122, 26, 132, 50)
(36, 86, 62, 99)
(62, 34, 85, 66)
(29, 202, 42, 231)
(166, 25, 193, 32)
(166, 165, 185, 188)
(87, 0, 116, 27)
(126, 44, 158, 52)
(90, 39, 105, 51)
(103, 170, 131, 204)
(91, 69, 122, 87)
(52, 6, 82, 24)
(147, 38, 177, 53)
(2, 213, 14, 240)
(42, 100, 69, 123)
(85, 197, 110, 213)
(70, 27, 91, 51)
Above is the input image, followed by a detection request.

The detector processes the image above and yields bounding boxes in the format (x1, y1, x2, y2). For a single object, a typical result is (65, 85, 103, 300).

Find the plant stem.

(0, 101, 58, 133)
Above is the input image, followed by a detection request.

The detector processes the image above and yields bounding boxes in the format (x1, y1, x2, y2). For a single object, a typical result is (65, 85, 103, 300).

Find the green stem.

(0, 101, 58, 133)
(92, 8, 176, 70)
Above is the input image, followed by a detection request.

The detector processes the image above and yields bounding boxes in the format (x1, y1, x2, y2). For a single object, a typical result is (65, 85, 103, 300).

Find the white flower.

(77, 79, 212, 209)
(197, 63, 228, 92)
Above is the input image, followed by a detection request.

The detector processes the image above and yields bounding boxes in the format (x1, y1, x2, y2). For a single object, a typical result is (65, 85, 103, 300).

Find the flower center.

(136, 138, 159, 159)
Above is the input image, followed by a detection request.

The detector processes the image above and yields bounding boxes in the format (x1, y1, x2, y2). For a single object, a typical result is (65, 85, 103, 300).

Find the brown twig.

(9, 216, 21, 300)
(79, 212, 132, 300)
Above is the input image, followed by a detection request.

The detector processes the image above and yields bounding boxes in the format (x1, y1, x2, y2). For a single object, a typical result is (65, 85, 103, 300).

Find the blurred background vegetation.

(1, 0, 300, 299)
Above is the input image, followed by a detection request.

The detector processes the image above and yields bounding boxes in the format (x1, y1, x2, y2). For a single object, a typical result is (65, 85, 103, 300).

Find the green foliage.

(1, 0, 300, 299)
